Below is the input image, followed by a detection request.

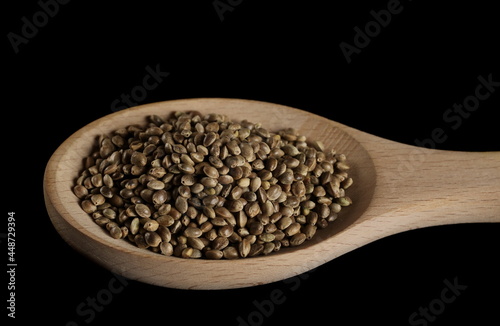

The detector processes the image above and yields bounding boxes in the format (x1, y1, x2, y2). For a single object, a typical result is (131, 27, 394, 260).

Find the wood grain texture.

(43, 98, 500, 290)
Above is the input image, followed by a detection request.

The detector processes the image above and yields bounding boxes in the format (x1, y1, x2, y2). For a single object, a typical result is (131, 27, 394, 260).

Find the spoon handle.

(363, 141, 500, 232)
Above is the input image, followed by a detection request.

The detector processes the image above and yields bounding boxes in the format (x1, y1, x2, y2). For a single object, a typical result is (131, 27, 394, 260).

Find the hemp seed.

(74, 111, 353, 259)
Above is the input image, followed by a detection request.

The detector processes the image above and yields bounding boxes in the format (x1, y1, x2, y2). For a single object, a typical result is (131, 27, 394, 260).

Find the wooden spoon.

(43, 98, 500, 290)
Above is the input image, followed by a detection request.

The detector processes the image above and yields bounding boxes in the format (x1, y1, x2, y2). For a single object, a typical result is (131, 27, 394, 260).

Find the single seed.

(276, 216, 292, 230)
(175, 196, 189, 214)
(135, 204, 152, 218)
(303, 224, 317, 240)
(259, 233, 275, 242)
(239, 238, 251, 258)
(143, 219, 159, 232)
(184, 227, 203, 238)
(218, 175, 234, 185)
(223, 246, 239, 259)
(109, 226, 122, 239)
(152, 190, 168, 205)
(284, 222, 301, 236)
(342, 177, 354, 189)
(263, 242, 275, 255)
(226, 199, 244, 212)
(145, 231, 162, 247)
(225, 155, 245, 168)
(218, 225, 234, 238)
(244, 201, 261, 218)
(187, 237, 205, 250)
(282, 144, 300, 156)
(291, 181, 306, 197)
(278, 171, 294, 185)
(203, 165, 219, 178)
(157, 225, 172, 242)
(147, 179, 165, 190)
(337, 196, 352, 206)
(248, 243, 264, 257)
(330, 203, 342, 213)
(160, 242, 173, 256)
(212, 236, 230, 250)
(266, 185, 282, 201)
(205, 249, 223, 260)
(91, 194, 106, 206)
(130, 217, 140, 235)
(335, 162, 350, 171)
(131, 152, 147, 167)
(172, 144, 187, 154)
(94, 217, 110, 226)
(81, 200, 97, 214)
(133, 234, 148, 249)
(73, 185, 88, 199)
(248, 220, 264, 235)
(102, 208, 116, 219)
(290, 233, 307, 246)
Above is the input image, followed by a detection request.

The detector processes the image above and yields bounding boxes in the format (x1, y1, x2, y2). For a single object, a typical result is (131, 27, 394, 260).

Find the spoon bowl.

(43, 98, 500, 289)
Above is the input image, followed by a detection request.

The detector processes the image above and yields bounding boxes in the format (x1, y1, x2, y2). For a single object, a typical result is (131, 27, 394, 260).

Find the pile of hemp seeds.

(73, 111, 353, 259)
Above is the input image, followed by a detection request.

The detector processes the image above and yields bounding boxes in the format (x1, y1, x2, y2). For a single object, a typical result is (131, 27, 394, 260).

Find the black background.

(3, 0, 499, 325)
